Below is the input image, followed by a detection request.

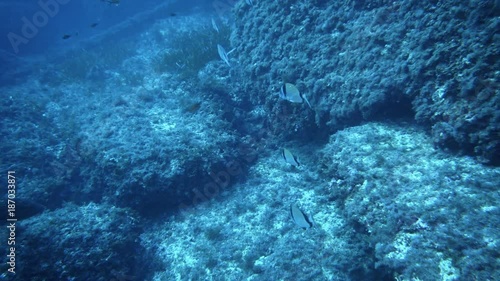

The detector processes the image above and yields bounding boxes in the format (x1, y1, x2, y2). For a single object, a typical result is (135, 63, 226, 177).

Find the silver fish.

(217, 44, 230, 67)
(280, 83, 312, 109)
(211, 18, 219, 33)
(282, 148, 300, 167)
(290, 204, 313, 229)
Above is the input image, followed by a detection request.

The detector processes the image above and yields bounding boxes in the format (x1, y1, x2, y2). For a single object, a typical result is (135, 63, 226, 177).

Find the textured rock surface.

(231, 0, 499, 164)
(319, 123, 499, 280)
(13, 203, 139, 281)
(0, 2, 498, 280)
(140, 122, 499, 280)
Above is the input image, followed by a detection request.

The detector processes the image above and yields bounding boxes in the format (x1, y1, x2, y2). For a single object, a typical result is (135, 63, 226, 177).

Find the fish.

(90, 22, 99, 28)
(102, 0, 120, 5)
(62, 32, 79, 39)
(217, 44, 231, 67)
(211, 18, 219, 33)
(290, 204, 314, 229)
(279, 83, 312, 109)
(282, 148, 300, 167)
(183, 101, 202, 113)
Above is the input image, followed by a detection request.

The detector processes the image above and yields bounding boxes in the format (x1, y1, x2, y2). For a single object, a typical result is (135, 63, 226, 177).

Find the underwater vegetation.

(38, 39, 137, 88)
(0, 0, 498, 280)
(232, 0, 500, 164)
(151, 18, 231, 79)
(16, 203, 138, 280)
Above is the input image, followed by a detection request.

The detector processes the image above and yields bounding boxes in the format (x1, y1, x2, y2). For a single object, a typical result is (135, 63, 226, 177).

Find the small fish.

(211, 18, 219, 33)
(62, 34, 72, 39)
(217, 44, 230, 67)
(290, 204, 314, 229)
(170, 12, 177, 17)
(282, 148, 300, 167)
(90, 22, 99, 28)
(184, 102, 202, 113)
(102, 0, 120, 5)
(280, 83, 312, 109)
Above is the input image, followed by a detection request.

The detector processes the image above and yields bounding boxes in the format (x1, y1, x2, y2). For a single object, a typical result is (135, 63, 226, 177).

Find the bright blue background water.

(0, 0, 214, 58)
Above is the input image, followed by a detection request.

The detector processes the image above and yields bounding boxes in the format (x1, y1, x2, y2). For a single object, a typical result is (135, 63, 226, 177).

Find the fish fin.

(303, 95, 312, 109)
(293, 155, 300, 166)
